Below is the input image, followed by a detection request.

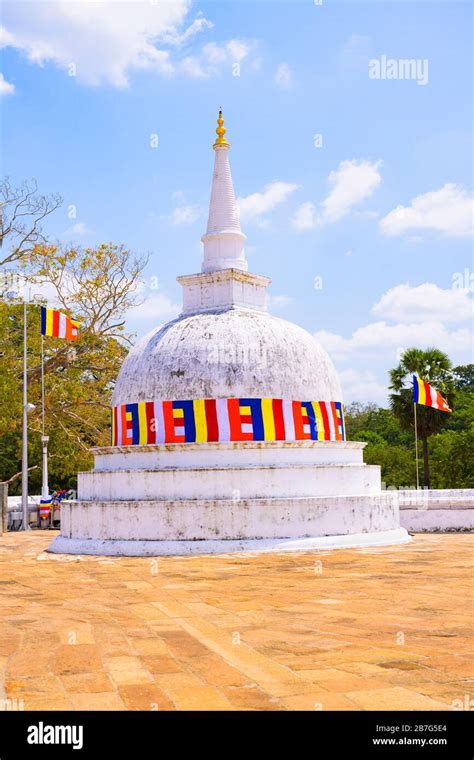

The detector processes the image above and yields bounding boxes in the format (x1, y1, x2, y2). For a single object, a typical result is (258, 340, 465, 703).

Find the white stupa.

(50, 111, 409, 556)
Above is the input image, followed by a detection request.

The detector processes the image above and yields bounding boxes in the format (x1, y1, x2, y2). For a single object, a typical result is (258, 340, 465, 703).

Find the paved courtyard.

(0, 531, 472, 711)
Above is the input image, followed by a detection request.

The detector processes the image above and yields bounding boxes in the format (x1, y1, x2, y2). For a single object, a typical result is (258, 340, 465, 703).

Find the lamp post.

(21, 300, 30, 530)
(41, 437, 49, 499)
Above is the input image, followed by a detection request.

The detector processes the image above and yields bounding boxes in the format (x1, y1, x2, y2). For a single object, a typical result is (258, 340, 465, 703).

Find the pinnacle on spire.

(213, 109, 230, 149)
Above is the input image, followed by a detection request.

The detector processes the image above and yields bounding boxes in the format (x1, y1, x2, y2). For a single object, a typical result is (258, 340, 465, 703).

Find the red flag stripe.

(319, 402, 331, 440)
(145, 401, 156, 444)
(52, 309, 60, 337)
(330, 401, 342, 441)
(423, 381, 432, 406)
(205, 399, 219, 441)
(272, 399, 286, 440)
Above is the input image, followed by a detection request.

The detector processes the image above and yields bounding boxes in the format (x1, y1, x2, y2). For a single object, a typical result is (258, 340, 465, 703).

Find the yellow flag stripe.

(193, 399, 208, 442)
(261, 398, 276, 440)
(312, 401, 325, 441)
(138, 402, 148, 444)
(45, 308, 54, 336)
(417, 377, 426, 405)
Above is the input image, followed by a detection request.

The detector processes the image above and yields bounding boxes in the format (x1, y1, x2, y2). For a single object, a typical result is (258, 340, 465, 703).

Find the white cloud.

(340, 34, 370, 72)
(160, 13, 213, 47)
(292, 201, 316, 230)
(203, 39, 252, 64)
(0, 0, 187, 86)
(319, 281, 473, 404)
(292, 159, 382, 230)
(372, 283, 474, 324)
(63, 221, 89, 237)
(354, 209, 379, 220)
(179, 55, 208, 79)
(0, 3, 255, 87)
(10, 272, 72, 306)
(0, 72, 14, 96)
(339, 368, 388, 405)
(274, 62, 292, 88)
(268, 294, 293, 309)
(126, 291, 180, 323)
(168, 204, 202, 225)
(322, 159, 382, 223)
(171, 189, 187, 203)
(238, 181, 298, 224)
(177, 38, 257, 78)
(315, 320, 472, 362)
(380, 183, 474, 238)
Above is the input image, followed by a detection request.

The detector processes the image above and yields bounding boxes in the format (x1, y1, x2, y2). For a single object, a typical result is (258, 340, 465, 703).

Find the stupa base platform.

(48, 527, 410, 556)
(48, 493, 410, 556)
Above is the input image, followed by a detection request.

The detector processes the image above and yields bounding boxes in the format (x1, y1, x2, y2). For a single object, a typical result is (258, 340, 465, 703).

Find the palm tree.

(389, 348, 455, 488)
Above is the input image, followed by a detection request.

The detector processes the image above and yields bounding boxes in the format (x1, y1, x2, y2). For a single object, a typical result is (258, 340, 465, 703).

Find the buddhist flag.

(228, 398, 264, 441)
(413, 375, 451, 412)
(41, 306, 79, 341)
(39, 497, 52, 521)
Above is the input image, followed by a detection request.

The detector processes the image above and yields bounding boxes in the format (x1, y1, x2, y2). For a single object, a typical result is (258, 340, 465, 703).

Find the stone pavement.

(0, 532, 472, 711)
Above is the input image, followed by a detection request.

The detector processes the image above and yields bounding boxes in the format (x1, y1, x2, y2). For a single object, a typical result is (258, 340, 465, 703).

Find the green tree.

(0, 242, 148, 493)
(389, 348, 455, 488)
(363, 443, 416, 488)
(345, 403, 411, 447)
(452, 363, 474, 391)
(429, 427, 474, 488)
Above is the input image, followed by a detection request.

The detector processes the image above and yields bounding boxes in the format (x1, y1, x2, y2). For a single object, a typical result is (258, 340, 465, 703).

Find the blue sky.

(1, 0, 472, 403)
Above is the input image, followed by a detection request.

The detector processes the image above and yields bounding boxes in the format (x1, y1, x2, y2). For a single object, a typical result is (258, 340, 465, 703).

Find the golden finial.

(213, 108, 230, 149)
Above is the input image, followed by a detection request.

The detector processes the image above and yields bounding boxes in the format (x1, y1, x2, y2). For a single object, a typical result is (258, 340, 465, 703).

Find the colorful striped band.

(111, 398, 346, 446)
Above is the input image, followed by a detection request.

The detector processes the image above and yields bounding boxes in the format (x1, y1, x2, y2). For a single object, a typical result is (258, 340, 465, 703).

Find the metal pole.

(21, 300, 30, 530)
(414, 402, 420, 491)
(40, 334, 50, 508)
(41, 334, 44, 438)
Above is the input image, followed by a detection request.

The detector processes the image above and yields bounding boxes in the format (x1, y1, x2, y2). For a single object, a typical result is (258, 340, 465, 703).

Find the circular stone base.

(48, 528, 410, 557)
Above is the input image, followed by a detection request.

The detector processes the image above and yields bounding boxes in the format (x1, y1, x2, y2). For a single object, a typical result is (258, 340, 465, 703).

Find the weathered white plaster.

(111, 308, 343, 406)
(78, 463, 380, 501)
(54, 492, 403, 543)
(51, 435, 408, 552)
(49, 528, 410, 556)
(398, 488, 474, 532)
(177, 269, 270, 314)
(401, 510, 474, 531)
(92, 441, 367, 472)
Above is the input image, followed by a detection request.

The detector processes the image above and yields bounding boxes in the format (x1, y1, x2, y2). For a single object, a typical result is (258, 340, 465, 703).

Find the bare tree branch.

(0, 177, 62, 267)
(2, 465, 39, 486)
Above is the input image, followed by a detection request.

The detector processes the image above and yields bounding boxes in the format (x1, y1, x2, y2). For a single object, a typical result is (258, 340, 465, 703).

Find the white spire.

(201, 110, 247, 273)
(177, 109, 270, 315)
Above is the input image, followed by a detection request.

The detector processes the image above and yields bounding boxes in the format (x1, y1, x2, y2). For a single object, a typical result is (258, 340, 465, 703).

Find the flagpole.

(413, 401, 420, 491)
(21, 299, 30, 530)
(41, 334, 44, 438)
(40, 334, 50, 511)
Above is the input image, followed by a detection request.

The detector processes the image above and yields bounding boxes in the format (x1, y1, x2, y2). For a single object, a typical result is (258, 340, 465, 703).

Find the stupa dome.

(112, 307, 342, 405)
